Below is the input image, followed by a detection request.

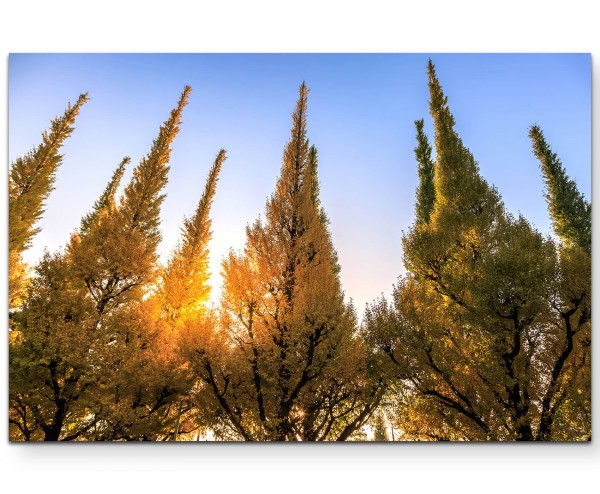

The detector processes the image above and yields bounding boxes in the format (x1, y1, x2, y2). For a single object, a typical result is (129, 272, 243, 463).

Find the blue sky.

(8, 54, 591, 313)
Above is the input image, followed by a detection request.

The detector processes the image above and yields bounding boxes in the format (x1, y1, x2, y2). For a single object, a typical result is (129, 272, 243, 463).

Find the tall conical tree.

(403, 61, 505, 306)
(185, 83, 383, 441)
(425, 60, 503, 235)
(119, 86, 191, 245)
(73, 86, 195, 440)
(9, 94, 89, 309)
(9, 87, 192, 441)
(152, 150, 227, 441)
(529, 125, 591, 253)
(529, 125, 591, 441)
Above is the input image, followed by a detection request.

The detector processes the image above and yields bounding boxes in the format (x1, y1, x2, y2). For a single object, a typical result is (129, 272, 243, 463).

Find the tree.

(529, 125, 591, 440)
(184, 83, 384, 441)
(364, 61, 590, 441)
(75, 86, 193, 440)
(69, 86, 191, 316)
(8, 94, 89, 310)
(152, 149, 227, 440)
(9, 87, 192, 441)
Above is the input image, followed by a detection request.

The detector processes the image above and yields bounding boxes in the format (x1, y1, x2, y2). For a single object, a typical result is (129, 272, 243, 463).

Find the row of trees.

(8, 62, 591, 441)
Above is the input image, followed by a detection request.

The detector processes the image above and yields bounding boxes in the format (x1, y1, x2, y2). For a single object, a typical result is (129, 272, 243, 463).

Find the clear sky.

(8, 54, 591, 314)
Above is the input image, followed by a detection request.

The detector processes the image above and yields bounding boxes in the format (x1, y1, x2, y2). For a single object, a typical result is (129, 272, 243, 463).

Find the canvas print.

(8, 54, 590, 441)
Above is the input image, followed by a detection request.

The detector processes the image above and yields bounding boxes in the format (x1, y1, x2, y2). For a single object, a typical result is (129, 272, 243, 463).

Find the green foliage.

(414, 119, 435, 225)
(365, 61, 590, 442)
(9, 251, 100, 441)
(529, 125, 591, 253)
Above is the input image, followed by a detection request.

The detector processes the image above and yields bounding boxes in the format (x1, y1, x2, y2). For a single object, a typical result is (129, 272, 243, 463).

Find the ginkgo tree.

(364, 61, 590, 441)
(146, 149, 227, 440)
(182, 83, 384, 441)
(9, 87, 198, 440)
(528, 125, 591, 440)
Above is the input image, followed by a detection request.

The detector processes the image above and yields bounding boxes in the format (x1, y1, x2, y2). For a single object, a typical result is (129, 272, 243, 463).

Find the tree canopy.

(363, 61, 590, 441)
(8, 64, 590, 442)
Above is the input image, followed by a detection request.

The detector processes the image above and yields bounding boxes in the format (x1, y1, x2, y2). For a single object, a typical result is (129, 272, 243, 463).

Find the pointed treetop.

(120, 85, 191, 246)
(79, 157, 130, 236)
(529, 125, 591, 252)
(270, 82, 311, 226)
(425, 60, 500, 223)
(427, 60, 456, 142)
(161, 149, 227, 319)
(286, 82, 309, 167)
(9, 92, 90, 255)
(181, 149, 227, 253)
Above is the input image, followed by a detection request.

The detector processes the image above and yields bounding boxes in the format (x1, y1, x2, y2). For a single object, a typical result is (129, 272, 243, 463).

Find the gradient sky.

(8, 54, 591, 314)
